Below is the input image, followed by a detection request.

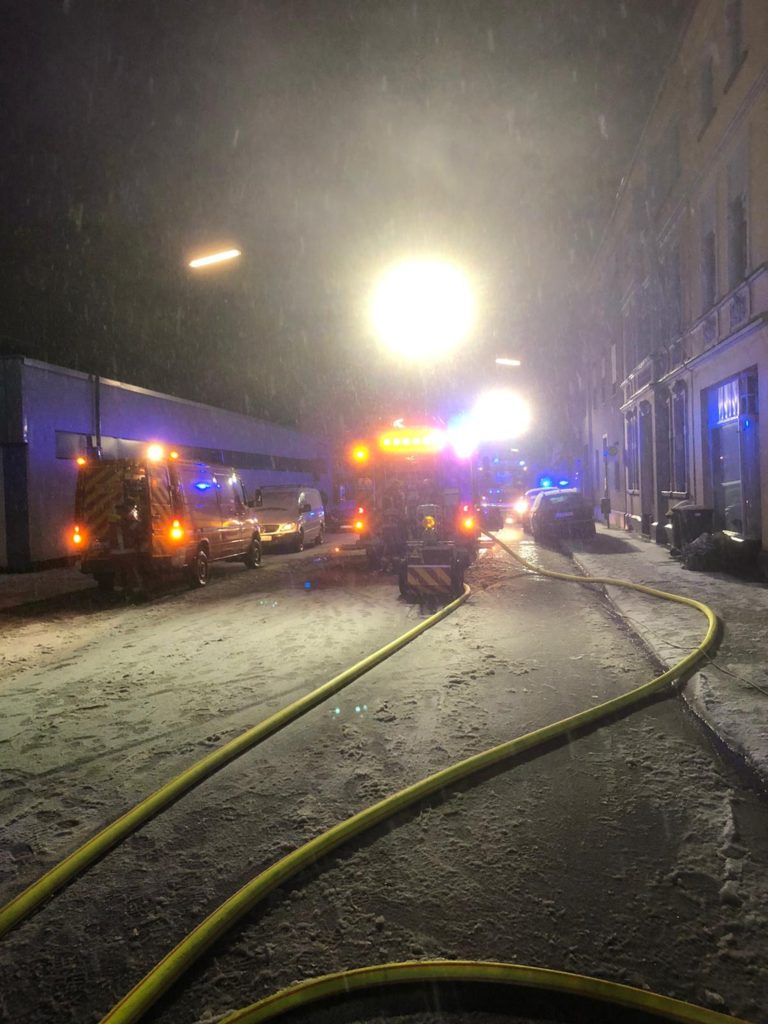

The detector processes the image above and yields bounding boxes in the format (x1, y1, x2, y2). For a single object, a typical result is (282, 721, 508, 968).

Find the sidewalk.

(570, 525, 768, 787)
(0, 566, 93, 613)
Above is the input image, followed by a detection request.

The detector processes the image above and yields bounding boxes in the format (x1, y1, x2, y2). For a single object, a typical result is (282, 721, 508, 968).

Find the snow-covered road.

(1, 532, 767, 1023)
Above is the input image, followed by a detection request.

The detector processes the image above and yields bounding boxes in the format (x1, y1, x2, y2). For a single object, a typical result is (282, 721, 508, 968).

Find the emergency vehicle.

(71, 444, 262, 591)
(345, 419, 479, 600)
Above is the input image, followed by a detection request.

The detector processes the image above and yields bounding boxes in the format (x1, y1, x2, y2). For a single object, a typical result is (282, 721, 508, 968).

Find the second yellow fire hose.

(97, 533, 732, 1024)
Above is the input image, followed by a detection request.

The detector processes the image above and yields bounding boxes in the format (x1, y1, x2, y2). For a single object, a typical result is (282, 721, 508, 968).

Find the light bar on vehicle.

(377, 428, 446, 453)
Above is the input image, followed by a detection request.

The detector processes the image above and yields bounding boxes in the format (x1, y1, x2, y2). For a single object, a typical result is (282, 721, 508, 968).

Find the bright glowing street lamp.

(370, 259, 475, 361)
(188, 248, 242, 269)
(495, 357, 521, 367)
(471, 388, 531, 441)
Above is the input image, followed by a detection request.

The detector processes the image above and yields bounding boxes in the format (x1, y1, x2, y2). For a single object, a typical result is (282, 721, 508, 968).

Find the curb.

(569, 549, 768, 794)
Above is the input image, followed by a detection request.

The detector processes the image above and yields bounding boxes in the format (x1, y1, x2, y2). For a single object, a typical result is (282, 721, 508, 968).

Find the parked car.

(256, 486, 325, 551)
(325, 498, 361, 532)
(517, 486, 557, 533)
(530, 488, 596, 543)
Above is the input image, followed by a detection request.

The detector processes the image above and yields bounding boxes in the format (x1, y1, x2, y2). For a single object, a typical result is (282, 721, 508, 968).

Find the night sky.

(1, 0, 692, 439)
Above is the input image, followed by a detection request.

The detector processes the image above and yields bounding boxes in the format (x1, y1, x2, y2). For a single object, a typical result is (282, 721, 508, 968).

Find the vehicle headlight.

(277, 522, 297, 533)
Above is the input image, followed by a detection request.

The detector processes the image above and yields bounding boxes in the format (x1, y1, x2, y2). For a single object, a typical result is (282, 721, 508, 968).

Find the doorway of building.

(712, 418, 743, 533)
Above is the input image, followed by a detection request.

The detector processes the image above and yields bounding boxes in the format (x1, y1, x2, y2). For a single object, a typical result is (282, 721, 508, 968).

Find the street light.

(471, 388, 531, 441)
(188, 248, 242, 269)
(495, 357, 521, 367)
(370, 259, 475, 361)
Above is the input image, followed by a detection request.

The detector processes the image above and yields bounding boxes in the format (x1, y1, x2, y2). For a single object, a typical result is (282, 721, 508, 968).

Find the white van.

(256, 486, 325, 551)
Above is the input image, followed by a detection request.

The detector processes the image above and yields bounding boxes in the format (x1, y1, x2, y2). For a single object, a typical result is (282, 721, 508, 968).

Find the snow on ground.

(1, 533, 767, 1023)
(568, 526, 768, 787)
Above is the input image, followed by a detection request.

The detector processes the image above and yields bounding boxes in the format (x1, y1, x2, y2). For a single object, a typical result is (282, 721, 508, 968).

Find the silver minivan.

(256, 486, 325, 551)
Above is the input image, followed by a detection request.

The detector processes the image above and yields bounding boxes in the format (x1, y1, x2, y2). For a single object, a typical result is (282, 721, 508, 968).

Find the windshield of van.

(258, 497, 296, 512)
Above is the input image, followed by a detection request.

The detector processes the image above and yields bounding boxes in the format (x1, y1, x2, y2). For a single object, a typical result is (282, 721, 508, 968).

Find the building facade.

(0, 356, 330, 570)
(581, 0, 768, 559)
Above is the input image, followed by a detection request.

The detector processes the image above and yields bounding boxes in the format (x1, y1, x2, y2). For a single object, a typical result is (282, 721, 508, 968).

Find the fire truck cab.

(72, 445, 262, 591)
(348, 421, 478, 600)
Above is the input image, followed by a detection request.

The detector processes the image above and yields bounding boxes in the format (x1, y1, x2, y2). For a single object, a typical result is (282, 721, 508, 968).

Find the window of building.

(698, 54, 715, 132)
(637, 286, 652, 362)
(728, 195, 748, 288)
(668, 244, 682, 337)
(671, 383, 688, 493)
(700, 192, 718, 312)
(625, 412, 639, 491)
(725, 0, 744, 82)
(727, 144, 749, 289)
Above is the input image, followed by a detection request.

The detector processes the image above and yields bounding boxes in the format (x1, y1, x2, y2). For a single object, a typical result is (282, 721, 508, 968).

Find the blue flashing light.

(304, 580, 312, 590)
(194, 481, 213, 491)
(539, 476, 553, 489)
(744, 419, 750, 429)
(558, 478, 570, 488)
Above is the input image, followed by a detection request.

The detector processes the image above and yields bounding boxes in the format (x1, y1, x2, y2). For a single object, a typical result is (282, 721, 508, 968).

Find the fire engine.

(345, 419, 479, 600)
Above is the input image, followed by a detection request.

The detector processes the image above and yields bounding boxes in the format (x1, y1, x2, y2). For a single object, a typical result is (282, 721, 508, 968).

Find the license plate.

(261, 535, 273, 542)
(554, 511, 574, 519)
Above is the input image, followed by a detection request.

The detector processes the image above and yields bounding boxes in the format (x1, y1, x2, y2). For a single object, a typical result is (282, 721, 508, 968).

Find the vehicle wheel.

(451, 562, 466, 598)
(292, 531, 304, 553)
(315, 525, 324, 546)
(189, 547, 209, 588)
(244, 539, 261, 569)
(366, 547, 382, 571)
(94, 572, 115, 592)
(398, 564, 418, 603)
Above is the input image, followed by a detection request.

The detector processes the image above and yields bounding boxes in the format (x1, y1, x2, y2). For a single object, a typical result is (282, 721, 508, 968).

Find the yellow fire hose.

(0, 583, 469, 940)
(219, 960, 745, 1024)
(97, 533, 731, 1024)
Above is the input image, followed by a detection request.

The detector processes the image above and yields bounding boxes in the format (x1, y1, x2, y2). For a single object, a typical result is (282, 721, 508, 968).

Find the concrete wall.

(0, 357, 330, 569)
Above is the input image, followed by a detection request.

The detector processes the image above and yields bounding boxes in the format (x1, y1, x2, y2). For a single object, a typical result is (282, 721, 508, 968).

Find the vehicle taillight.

(462, 516, 476, 531)
(169, 519, 184, 541)
(72, 525, 84, 545)
(357, 506, 365, 515)
(354, 519, 365, 532)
